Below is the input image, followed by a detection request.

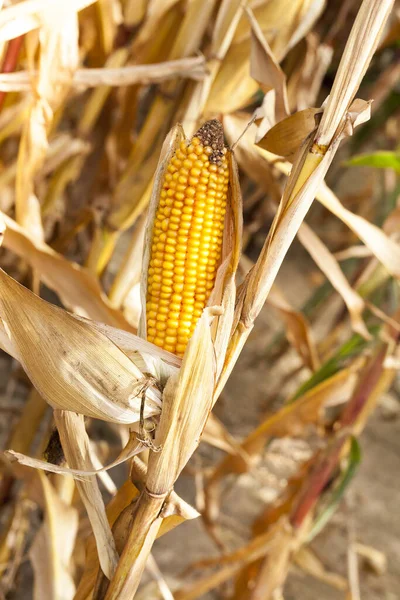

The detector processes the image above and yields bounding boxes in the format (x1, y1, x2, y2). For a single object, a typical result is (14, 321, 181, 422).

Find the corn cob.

(146, 120, 229, 357)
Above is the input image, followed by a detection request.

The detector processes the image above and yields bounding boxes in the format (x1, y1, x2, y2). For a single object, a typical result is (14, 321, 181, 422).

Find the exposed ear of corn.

(141, 119, 230, 357)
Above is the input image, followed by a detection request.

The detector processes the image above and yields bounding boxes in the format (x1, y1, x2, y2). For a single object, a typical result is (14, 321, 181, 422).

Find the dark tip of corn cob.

(195, 119, 225, 164)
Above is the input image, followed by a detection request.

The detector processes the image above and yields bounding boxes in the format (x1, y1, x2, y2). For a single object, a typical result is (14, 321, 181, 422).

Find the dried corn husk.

(105, 308, 218, 598)
(0, 269, 161, 424)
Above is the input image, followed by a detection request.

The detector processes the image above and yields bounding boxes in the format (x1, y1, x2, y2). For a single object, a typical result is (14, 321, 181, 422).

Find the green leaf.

(289, 325, 380, 403)
(307, 437, 362, 542)
(345, 151, 400, 172)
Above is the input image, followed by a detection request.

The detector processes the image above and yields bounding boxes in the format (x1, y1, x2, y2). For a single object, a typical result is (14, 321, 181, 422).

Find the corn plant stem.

(217, 0, 395, 407)
(104, 490, 167, 599)
(93, 456, 199, 597)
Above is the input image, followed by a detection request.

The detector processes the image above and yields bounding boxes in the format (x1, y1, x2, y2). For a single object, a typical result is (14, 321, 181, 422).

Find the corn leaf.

(0, 269, 161, 423)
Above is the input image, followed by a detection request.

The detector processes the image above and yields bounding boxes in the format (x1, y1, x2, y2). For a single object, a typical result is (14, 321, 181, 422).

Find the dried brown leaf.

(54, 410, 118, 580)
(268, 284, 320, 371)
(6, 431, 144, 479)
(297, 222, 369, 339)
(256, 107, 320, 158)
(0, 270, 161, 423)
(248, 7, 289, 123)
(1, 212, 133, 328)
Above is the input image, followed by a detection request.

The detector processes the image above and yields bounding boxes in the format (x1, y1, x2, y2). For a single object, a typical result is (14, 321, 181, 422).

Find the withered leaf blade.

(1, 211, 133, 329)
(297, 222, 370, 339)
(256, 107, 320, 158)
(54, 410, 118, 580)
(6, 431, 144, 479)
(0, 269, 161, 424)
(248, 7, 290, 124)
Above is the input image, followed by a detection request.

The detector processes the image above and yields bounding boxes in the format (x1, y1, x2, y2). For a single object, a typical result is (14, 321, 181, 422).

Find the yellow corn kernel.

(147, 120, 229, 357)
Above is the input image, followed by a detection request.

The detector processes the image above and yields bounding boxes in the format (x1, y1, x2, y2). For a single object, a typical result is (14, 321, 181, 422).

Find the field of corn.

(0, 0, 399, 598)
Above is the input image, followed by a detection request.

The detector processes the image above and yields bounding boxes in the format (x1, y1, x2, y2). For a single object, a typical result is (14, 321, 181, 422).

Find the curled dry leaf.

(268, 284, 320, 371)
(248, 7, 290, 126)
(256, 107, 321, 158)
(6, 431, 145, 479)
(0, 269, 161, 424)
(54, 410, 118, 580)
